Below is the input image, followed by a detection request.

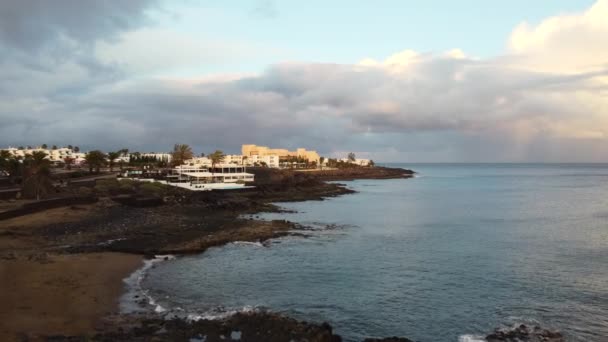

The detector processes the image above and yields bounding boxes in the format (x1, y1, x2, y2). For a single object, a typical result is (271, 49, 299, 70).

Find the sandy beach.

(0, 252, 142, 341)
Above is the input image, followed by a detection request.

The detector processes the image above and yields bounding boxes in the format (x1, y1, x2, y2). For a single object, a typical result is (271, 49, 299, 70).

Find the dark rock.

(486, 324, 564, 342)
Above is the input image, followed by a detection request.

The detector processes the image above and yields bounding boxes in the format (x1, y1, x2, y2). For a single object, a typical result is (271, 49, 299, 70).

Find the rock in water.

(486, 324, 564, 342)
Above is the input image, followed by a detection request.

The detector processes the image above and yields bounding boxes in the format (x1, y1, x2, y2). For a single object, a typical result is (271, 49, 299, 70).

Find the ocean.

(139, 164, 608, 341)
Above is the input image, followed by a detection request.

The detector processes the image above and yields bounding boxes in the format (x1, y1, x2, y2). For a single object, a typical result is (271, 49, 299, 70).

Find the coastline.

(0, 166, 413, 341)
(0, 166, 564, 341)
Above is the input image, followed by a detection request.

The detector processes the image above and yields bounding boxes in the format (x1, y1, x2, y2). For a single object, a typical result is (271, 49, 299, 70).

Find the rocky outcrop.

(47, 312, 343, 342)
(486, 324, 564, 342)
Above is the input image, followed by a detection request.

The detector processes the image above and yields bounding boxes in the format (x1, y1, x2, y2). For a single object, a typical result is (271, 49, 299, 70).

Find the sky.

(1, 0, 607, 162)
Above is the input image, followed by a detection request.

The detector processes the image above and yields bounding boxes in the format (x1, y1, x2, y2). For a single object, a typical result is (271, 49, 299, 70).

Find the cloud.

(1, 1, 607, 162)
(0, 0, 158, 52)
(508, 0, 608, 72)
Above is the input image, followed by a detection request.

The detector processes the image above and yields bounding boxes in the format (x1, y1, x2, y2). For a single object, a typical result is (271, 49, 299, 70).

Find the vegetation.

(94, 179, 120, 194)
(209, 150, 225, 172)
(129, 153, 169, 168)
(139, 181, 171, 196)
(93, 178, 173, 197)
(0, 150, 22, 183)
(0, 149, 12, 174)
(348, 152, 356, 162)
(325, 158, 360, 169)
(279, 155, 315, 169)
(64, 156, 75, 170)
(107, 151, 121, 172)
(85, 150, 107, 173)
(21, 151, 53, 200)
(117, 149, 129, 170)
(171, 144, 194, 166)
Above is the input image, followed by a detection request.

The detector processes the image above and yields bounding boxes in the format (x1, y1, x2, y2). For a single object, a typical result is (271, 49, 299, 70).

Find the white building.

(339, 158, 371, 166)
(140, 153, 172, 163)
(223, 154, 244, 165)
(184, 154, 281, 169)
(185, 156, 212, 167)
(121, 164, 255, 191)
(3, 146, 80, 163)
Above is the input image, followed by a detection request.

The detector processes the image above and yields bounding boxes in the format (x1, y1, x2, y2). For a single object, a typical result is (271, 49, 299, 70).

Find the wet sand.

(0, 252, 142, 341)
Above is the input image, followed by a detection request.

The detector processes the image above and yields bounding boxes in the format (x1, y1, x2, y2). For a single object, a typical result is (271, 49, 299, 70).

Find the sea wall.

(0, 196, 98, 221)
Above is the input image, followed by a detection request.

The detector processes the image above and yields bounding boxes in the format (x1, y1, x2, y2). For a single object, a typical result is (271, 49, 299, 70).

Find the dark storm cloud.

(0, 0, 158, 52)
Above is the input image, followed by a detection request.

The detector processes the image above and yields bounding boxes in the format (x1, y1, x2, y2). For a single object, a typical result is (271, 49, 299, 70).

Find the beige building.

(241, 144, 320, 165)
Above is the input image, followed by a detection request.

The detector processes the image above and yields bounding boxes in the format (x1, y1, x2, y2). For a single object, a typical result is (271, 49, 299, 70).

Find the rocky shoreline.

(1, 166, 565, 341)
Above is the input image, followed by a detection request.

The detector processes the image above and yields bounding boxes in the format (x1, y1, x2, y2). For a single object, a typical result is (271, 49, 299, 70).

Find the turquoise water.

(142, 164, 608, 341)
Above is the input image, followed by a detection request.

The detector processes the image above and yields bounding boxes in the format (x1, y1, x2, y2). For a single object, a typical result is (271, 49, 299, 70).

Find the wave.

(122, 254, 260, 322)
(186, 305, 259, 321)
(230, 241, 266, 248)
(120, 254, 176, 314)
(458, 335, 485, 342)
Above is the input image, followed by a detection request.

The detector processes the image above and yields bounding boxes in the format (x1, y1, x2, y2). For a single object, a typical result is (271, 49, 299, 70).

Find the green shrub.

(77, 186, 93, 196)
(139, 182, 169, 196)
(117, 179, 136, 193)
(94, 179, 120, 194)
(118, 178, 136, 186)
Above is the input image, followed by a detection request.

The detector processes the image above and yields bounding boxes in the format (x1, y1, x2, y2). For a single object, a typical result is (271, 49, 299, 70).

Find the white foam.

(230, 241, 265, 247)
(186, 305, 258, 321)
(120, 254, 176, 313)
(458, 335, 485, 342)
(97, 237, 127, 246)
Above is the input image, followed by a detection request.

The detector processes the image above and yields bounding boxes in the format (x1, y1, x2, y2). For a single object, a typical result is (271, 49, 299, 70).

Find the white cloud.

(508, 0, 608, 73)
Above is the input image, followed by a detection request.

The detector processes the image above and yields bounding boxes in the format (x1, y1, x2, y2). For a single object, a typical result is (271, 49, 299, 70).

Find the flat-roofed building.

(241, 144, 320, 165)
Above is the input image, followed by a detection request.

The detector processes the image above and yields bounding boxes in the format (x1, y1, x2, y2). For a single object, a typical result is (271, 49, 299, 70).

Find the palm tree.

(117, 149, 129, 170)
(41, 144, 48, 149)
(85, 150, 107, 174)
(1, 152, 23, 184)
(107, 151, 120, 172)
(22, 151, 53, 200)
(171, 144, 193, 166)
(74, 146, 80, 152)
(209, 150, 225, 175)
(348, 152, 356, 162)
(0, 150, 13, 177)
(63, 156, 75, 170)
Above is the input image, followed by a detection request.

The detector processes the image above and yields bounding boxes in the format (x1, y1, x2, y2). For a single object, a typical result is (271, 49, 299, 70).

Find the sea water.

(141, 164, 608, 341)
